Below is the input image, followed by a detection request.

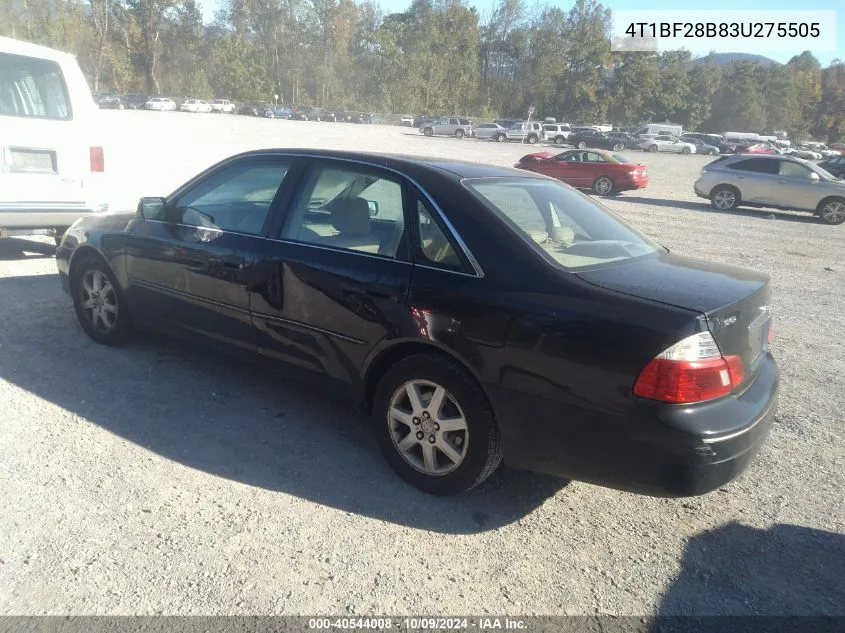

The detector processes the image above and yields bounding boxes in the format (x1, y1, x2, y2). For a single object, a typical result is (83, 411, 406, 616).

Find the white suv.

(210, 99, 235, 114)
(0, 37, 107, 243)
(543, 123, 571, 145)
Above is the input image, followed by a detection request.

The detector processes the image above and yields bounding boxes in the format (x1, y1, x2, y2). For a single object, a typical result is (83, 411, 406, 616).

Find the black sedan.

(568, 130, 626, 151)
(56, 150, 778, 496)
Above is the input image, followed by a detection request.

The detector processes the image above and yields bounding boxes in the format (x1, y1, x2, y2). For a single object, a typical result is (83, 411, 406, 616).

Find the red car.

(515, 149, 648, 195)
(734, 143, 778, 155)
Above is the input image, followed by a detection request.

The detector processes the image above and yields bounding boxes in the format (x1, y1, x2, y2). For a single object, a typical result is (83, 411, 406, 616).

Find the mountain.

(688, 53, 782, 68)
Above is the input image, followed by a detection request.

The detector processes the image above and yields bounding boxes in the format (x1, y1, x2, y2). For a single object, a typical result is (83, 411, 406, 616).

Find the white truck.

(0, 36, 107, 244)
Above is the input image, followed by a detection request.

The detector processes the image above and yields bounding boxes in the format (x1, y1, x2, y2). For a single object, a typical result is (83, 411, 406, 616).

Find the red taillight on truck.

(90, 146, 104, 172)
(633, 332, 744, 404)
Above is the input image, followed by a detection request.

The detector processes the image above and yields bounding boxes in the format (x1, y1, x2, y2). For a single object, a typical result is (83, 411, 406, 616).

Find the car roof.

(229, 149, 546, 181)
(0, 36, 77, 62)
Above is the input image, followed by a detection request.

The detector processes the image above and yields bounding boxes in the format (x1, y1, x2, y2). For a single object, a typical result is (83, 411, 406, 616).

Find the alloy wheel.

(79, 269, 118, 333)
(594, 177, 614, 195)
(388, 380, 469, 475)
(821, 200, 845, 225)
(713, 189, 737, 210)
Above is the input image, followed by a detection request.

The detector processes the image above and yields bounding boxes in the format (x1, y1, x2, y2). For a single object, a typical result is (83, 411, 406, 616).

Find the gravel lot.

(0, 111, 843, 617)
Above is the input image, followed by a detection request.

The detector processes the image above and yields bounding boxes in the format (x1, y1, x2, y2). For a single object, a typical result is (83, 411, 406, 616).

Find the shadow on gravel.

(0, 237, 56, 260)
(653, 522, 845, 629)
(0, 274, 566, 534)
(615, 196, 819, 224)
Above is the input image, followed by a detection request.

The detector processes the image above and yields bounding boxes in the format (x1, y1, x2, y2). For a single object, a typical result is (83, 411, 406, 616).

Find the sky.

(197, 0, 843, 66)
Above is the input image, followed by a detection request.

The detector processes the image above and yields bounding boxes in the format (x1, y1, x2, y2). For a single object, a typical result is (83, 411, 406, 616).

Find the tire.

(612, 143, 623, 152)
(681, 147, 691, 155)
(649, 144, 658, 153)
(554, 136, 564, 146)
(424, 127, 434, 137)
(372, 353, 503, 495)
(577, 141, 587, 149)
(527, 134, 538, 144)
(455, 129, 465, 139)
(710, 149, 719, 156)
(264, 110, 274, 119)
(495, 133, 506, 143)
(70, 255, 134, 345)
(711, 185, 740, 211)
(818, 198, 845, 225)
(593, 176, 615, 196)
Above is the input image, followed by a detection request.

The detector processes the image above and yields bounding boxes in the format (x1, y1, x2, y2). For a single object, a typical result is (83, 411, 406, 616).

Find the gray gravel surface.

(0, 111, 843, 616)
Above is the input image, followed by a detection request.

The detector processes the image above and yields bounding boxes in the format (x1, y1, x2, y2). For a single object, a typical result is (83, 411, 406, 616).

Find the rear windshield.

(0, 53, 71, 120)
(463, 178, 662, 271)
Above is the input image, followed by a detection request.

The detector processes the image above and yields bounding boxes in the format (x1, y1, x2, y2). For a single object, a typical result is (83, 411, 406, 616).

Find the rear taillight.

(633, 332, 744, 404)
(90, 146, 104, 172)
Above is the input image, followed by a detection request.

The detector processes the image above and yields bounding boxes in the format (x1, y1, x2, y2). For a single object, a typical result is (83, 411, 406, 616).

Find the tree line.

(2, 0, 843, 141)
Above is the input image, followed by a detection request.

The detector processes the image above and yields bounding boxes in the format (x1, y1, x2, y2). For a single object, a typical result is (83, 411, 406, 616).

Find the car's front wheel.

(373, 354, 503, 495)
(593, 176, 615, 195)
(71, 256, 134, 345)
(554, 136, 565, 145)
(455, 129, 465, 139)
(682, 147, 692, 155)
(612, 143, 623, 151)
(818, 197, 845, 225)
(424, 127, 434, 136)
(577, 141, 587, 149)
(527, 134, 538, 144)
(711, 185, 740, 211)
(495, 133, 506, 142)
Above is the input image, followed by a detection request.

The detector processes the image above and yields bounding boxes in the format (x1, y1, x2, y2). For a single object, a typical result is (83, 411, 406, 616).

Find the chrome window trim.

(165, 151, 485, 278)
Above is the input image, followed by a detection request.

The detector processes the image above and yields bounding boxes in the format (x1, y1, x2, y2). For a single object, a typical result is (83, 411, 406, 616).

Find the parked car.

(639, 136, 697, 154)
(95, 92, 124, 109)
(122, 93, 148, 110)
(515, 149, 648, 195)
(818, 155, 845, 179)
(493, 121, 545, 144)
(420, 116, 473, 138)
(179, 99, 212, 113)
(400, 115, 414, 126)
(494, 119, 519, 130)
(0, 36, 107, 244)
(345, 111, 366, 124)
(633, 123, 683, 138)
(413, 114, 435, 127)
(56, 148, 778, 496)
(144, 97, 176, 111)
(681, 136, 720, 156)
(683, 133, 737, 154)
(238, 101, 268, 116)
(294, 106, 323, 121)
(210, 99, 236, 114)
(733, 142, 778, 155)
(567, 130, 626, 151)
(472, 123, 506, 140)
(607, 132, 641, 149)
(264, 105, 294, 119)
(694, 154, 845, 224)
(543, 123, 572, 145)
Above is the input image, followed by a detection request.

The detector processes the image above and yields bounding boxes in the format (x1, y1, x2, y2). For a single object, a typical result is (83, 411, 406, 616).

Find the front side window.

(464, 178, 661, 271)
(0, 53, 71, 119)
(173, 160, 290, 234)
(778, 161, 812, 179)
(281, 165, 406, 259)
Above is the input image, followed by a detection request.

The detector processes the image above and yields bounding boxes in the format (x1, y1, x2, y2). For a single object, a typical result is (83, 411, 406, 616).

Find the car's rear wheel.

(649, 144, 658, 152)
(554, 136, 565, 145)
(424, 127, 434, 137)
(373, 354, 503, 495)
(818, 198, 845, 225)
(593, 176, 615, 195)
(612, 143, 623, 152)
(577, 141, 587, 149)
(455, 129, 465, 139)
(71, 256, 134, 345)
(682, 147, 692, 155)
(711, 185, 740, 211)
(527, 134, 538, 144)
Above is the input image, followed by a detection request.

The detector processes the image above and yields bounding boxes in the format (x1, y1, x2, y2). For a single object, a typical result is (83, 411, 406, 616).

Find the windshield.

(463, 178, 662, 271)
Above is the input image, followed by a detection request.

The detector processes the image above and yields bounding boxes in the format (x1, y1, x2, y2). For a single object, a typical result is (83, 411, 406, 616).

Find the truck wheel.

(527, 134, 538, 144)
(455, 129, 465, 139)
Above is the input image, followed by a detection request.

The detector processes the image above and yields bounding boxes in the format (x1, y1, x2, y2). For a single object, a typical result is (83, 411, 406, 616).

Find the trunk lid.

(577, 253, 773, 381)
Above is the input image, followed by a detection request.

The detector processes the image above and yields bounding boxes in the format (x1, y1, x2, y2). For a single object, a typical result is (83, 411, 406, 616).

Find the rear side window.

(0, 53, 71, 119)
(728, 158, 778, 174)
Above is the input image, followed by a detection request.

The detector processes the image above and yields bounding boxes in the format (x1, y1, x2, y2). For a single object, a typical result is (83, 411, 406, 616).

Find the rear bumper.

(617, 175, 649, 191)
(0, 202, 108, 231)
(492, 353, 779, 497)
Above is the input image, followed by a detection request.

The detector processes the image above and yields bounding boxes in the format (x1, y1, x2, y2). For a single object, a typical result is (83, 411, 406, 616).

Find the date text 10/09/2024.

(308, 618, 528, 630)
(625, 22, 821, 39)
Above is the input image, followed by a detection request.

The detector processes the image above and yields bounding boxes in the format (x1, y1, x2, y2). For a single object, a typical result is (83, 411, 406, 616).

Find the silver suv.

(694, 154, 845, 225)
(494, 121, 545, 144)
(420, 117, 472, 138)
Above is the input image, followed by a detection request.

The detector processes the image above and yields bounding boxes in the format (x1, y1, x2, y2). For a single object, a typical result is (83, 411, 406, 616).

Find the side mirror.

(808, 172, 820, 182)
(137, 197, 167, 221)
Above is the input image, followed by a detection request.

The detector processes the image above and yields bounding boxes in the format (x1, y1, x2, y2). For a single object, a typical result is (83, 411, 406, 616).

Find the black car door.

(124, 156, 300, 351)
(249, 158, 414, 386)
